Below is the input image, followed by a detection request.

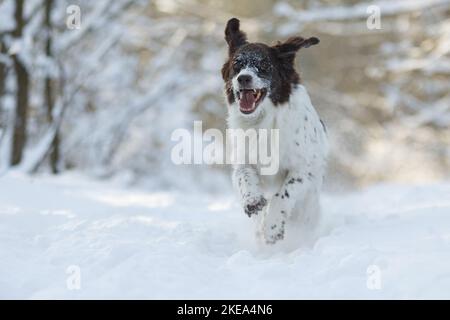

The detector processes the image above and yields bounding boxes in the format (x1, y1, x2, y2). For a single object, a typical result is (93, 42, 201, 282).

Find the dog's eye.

(256, 62, 271, 76)
(260, 61, 270, 71)
(233, 60, 243, 71)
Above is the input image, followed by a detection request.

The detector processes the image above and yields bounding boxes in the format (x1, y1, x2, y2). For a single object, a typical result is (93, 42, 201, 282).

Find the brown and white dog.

(221, 18, 328, 244)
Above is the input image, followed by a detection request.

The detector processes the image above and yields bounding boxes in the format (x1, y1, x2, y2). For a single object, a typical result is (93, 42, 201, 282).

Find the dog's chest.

(228, 85, 327, 180)
(268, 100, 313, 168)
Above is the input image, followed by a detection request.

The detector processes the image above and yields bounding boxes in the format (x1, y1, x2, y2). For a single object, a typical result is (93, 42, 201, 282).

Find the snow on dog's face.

(221, 18, 319, 118)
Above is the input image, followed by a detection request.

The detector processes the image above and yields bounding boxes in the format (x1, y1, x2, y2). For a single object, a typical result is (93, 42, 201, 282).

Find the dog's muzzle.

(236, 88, 267, 114)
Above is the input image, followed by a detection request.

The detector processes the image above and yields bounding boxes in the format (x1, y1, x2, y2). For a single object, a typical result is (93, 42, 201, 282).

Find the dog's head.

(221, 18, 319, 118)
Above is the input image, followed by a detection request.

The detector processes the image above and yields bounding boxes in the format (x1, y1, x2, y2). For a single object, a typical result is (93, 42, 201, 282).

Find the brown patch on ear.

(221, 60, 235, 104)
(224, 18, 248, 56)
(273, 36, 319, 61)
(269, 37, 319, 106)
(221, 61, 230, 81)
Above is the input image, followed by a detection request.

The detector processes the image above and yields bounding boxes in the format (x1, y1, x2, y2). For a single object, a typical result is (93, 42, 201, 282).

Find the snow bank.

(1, 172, 450, 299)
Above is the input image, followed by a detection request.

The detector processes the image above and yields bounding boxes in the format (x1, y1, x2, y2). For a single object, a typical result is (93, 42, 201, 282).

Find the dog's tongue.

(239, 91, 255, 111)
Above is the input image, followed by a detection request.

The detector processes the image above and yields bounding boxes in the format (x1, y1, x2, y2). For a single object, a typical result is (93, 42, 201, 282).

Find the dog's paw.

(263, 219, 286, 244)
(243, 196, 267, 217)
(263, 207, 287, 244)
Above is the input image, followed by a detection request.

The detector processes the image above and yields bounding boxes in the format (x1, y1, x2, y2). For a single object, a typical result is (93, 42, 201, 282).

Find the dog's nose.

(237, 74, 252, 86)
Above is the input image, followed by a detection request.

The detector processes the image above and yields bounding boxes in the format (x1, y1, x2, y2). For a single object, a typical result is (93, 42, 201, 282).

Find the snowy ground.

(1, 171, 450, 299)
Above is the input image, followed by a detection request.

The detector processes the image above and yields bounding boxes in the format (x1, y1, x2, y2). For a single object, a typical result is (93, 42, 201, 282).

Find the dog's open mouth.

(237, 88, 267, 114)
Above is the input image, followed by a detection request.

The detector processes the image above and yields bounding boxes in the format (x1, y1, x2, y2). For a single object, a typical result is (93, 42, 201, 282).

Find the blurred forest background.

(0, 0, 449, 191)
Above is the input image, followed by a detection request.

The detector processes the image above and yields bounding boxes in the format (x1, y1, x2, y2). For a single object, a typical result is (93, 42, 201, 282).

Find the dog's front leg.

(232, 165, 267, 217)
(263, 171, 309, 244)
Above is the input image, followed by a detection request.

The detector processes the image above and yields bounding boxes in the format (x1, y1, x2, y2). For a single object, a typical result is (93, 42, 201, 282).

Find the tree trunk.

(0, 40, 5, 99)
(0, 39, 7, 146)
(11, 0, 29, 166)
(44, 0, 60, 173)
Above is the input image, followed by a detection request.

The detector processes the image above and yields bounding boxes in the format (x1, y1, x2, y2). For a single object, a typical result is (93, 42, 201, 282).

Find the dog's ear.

(273, 36, 319, 61)
(224, 18, 248, 56)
